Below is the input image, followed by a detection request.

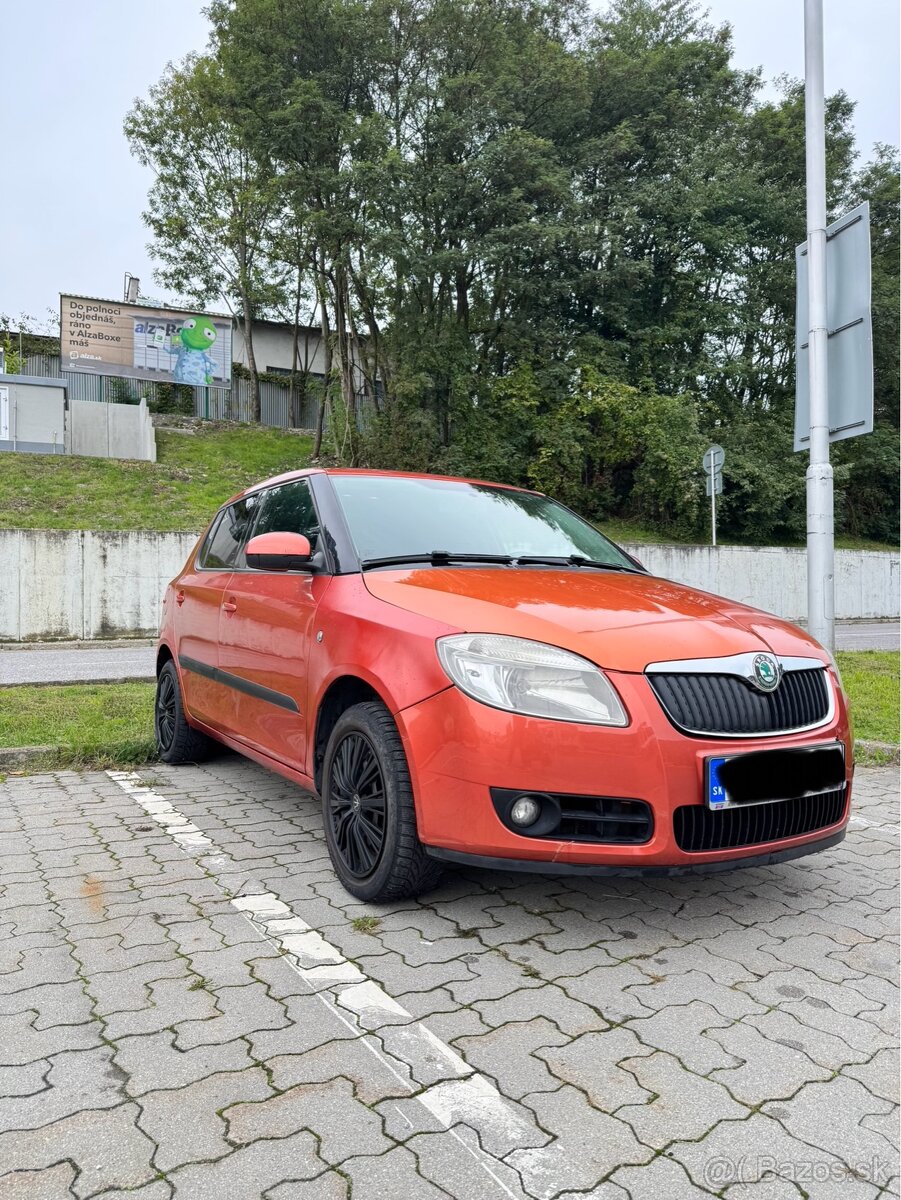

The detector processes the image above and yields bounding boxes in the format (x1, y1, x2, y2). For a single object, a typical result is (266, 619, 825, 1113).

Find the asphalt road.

(1, 622, 897, 687)
(0, 642, 156, 686)
(832, 621, 900, 651)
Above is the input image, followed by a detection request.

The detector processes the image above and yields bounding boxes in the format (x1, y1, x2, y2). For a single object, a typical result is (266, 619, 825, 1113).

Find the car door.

(217, 478, 331, 771)
(175, 494, 262, 731)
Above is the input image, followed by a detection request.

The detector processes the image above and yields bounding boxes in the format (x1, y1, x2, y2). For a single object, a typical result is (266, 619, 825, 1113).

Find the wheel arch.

(156, 642, 175, 676)
(313, 674, 387, 793)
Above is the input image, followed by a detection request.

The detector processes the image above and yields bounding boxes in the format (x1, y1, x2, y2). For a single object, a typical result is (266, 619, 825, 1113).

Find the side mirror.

(245, 531, 313, 572)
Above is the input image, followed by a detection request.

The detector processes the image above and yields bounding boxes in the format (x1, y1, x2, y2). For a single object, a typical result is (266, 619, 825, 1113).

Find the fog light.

(510, 795, 542, 826)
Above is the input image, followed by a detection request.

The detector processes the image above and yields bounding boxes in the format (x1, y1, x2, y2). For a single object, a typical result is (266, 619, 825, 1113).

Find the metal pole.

(711, 478, 717, 547)
(804, 0, 834, 650)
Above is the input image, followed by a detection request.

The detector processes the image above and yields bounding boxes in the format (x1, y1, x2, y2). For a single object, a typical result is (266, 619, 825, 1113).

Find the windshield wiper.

(514, 555, 640, 573)
(360, 551, 515, 570)
(360, 551, 641, 572)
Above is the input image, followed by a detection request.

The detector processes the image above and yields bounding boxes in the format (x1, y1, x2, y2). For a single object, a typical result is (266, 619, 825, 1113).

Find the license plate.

(704, 743, 845, 811)
(706, 756, 730, 810)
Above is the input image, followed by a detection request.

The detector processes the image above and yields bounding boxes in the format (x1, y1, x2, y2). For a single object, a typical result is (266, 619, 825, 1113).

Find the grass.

(836, 651, 900, 745)
(0, 652, 895, 770)
(350, 916, 382, 935)
(0, 422, 313, 532)
(0, 682, 156, 768)
(0, 419, 894, 552)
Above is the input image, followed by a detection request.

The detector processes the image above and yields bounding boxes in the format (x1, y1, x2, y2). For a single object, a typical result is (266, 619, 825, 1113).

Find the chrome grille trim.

(645, 655, 835, 738)
(644, 652, 826, 678)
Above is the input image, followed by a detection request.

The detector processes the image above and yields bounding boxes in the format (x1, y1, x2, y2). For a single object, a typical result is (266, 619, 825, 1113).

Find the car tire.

(154, 660, 215, 764)
(321, 700, 443, 901)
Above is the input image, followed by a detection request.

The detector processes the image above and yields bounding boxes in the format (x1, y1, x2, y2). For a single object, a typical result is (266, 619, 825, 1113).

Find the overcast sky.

(2, 0, 898, 325)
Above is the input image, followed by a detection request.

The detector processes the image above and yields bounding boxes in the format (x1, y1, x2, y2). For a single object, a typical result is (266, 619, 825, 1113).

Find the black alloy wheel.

(327, 731, 387, 878)
(320, 701, 443, 901)
(154, 660, 215, 764)
(155, 667, 178, 754)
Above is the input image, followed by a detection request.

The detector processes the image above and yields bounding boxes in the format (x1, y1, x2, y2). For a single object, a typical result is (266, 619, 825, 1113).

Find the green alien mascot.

(166, 316, 218, 385)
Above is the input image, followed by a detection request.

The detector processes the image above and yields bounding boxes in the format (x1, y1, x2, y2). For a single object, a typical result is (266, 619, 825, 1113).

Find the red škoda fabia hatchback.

(155, 469, 852, 900)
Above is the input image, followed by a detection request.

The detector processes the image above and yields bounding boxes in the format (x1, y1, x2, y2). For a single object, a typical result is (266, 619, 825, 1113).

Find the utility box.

(0, 374, 67, 454)
(0, 374, 156, 461)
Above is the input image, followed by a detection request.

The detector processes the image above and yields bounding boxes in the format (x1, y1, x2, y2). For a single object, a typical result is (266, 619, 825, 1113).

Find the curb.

(0, 676, 156, 689)
(0, 745, 158, 771)
(857, 739, 901, 766)
(0, 639, 156, 652)
(0, 745, 61, 768)
(2, 743, 897, 772)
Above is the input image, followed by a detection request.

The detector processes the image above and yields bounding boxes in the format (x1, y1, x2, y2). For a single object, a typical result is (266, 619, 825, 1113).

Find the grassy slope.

(0, 424, 313, 532)
(599, 517, 897, 554)
(1, 652, 895, 770)
(0, 421, 893, 549)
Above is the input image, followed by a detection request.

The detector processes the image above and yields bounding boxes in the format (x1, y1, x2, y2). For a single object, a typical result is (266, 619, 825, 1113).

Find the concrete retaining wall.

(0, 531, 197, 641)
(69, 398, 157, 462)
(622, 543, 900, 625)
(0, 530, 897, 641)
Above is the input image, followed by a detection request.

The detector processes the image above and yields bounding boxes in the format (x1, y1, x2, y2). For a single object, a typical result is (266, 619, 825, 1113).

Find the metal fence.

(24, 355, 191, 407)
(20, 354, 375, 432)
(193, 378, 323, 428)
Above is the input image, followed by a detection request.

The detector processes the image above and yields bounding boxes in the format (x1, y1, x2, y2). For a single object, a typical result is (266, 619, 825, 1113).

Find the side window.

(253, 480, 320, 551)
(200, 495, 262, 569)
(196, 512, 224, 567)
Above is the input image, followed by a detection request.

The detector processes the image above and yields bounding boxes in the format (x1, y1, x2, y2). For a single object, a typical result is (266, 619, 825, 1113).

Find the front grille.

(648, 668, 830, 736)
(674, 787, 846, 852)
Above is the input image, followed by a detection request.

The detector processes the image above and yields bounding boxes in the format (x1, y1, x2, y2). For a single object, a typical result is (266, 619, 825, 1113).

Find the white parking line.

(107, 769, 545, 1199)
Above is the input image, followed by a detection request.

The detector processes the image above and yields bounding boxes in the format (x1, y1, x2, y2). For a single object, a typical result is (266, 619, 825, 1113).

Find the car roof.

(226, 467, 540, 507)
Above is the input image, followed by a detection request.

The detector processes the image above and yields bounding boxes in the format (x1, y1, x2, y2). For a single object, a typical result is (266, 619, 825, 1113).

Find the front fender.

(305, 574, 458, 746)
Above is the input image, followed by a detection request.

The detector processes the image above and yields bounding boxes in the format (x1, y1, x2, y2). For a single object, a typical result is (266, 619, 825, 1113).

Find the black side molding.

(179, 655, 300, 714)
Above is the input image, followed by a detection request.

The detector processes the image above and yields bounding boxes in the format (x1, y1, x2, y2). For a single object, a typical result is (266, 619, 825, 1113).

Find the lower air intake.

(673, 787, 847, 853)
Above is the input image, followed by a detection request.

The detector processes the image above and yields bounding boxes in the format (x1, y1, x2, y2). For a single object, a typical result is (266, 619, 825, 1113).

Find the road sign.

(703, 445, 725, 546)
(795, 201, 873, 452)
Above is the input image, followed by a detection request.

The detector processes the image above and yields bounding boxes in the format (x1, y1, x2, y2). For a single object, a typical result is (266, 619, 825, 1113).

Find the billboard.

(60, 295, 233, 388)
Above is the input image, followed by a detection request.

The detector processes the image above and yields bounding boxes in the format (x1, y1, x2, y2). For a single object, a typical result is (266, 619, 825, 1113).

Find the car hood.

(363, 567, 827, 673)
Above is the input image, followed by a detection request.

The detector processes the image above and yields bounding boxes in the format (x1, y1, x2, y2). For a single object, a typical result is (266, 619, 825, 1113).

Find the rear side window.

(200, 495, 261, 569)
(253, 480, 320, 551)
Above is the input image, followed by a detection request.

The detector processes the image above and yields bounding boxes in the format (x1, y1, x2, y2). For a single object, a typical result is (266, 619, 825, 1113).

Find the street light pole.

(804, 0, 834, 651)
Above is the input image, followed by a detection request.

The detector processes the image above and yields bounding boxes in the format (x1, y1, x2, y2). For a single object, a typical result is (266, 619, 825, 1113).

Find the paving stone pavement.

(0, 760, 897, 1199)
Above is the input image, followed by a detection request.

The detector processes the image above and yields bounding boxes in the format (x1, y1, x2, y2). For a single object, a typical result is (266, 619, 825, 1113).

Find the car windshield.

(330, 475, 635, 569)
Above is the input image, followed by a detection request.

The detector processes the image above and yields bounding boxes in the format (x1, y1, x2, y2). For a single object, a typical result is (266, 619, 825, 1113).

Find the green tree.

(833, 146, 900, 542)
(126, 0, 898, 545)
(124, 55, 283, 420)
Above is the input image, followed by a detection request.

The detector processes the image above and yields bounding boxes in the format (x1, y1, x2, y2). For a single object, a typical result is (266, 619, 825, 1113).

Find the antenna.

(124, 273, 140, 304)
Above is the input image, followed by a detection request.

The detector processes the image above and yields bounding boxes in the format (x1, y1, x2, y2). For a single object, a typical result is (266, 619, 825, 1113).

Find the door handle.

(222, 600, 238, 614)
(175, 590, 186, 606)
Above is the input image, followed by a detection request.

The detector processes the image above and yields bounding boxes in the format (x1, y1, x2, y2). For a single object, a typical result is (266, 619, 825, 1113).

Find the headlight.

(436, 634, 628, 726)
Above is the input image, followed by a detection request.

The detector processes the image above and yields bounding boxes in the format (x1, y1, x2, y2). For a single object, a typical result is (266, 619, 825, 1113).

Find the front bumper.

(397, 669, 852, 870)
(425, 828, 847, 875)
